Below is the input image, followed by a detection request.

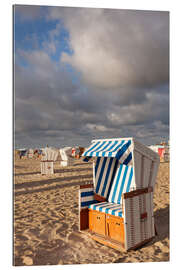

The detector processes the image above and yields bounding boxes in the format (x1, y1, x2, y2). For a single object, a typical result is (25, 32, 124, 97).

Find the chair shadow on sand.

(14, 175, 93, 196)
(14, 171, 41, 176)
(14, 167, 91, 177)
(73, 162, 93, 166)
(154, 206, 169, 241)
(14, 165, 26, 170)
(140, 205, 169, 246)
(54, 167, 92, 174)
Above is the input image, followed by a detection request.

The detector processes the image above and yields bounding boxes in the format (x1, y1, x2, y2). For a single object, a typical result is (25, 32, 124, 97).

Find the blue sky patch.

(14, 10, 73, 64)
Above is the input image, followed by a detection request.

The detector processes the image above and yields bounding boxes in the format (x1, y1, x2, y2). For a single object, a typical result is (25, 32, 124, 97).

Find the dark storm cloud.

(14, 6, 169, 147)
(48, 8, 169, 90)
(14, 50, 109, 147)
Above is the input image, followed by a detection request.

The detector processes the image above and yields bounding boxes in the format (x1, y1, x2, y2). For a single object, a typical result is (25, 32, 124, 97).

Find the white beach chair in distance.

(59, 147, 73, 166)
(28, 148, 34, 159)
(40, 147, 59, 175)
(79, 137, 160, 251)
(71, 147, 76, 157)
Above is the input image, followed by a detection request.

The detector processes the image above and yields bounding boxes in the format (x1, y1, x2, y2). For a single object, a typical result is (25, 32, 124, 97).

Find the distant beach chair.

(41, 147, 59, 175)
(79, 137, 160, 251)
(77, 147, 85, 158)
(163, 146, 169, 162)
(149, 144, 169, 163)
(19, 149, 27, 159)
(59, 147, 74, 166)
(71, 147, 76, 157)
(28, 148, 34, 159)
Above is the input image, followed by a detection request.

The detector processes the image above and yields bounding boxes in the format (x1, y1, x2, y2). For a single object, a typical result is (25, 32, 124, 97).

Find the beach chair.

(78, 147, 85, 158)
(59, 147, 74, 166)
(163, 146, 169, 162)
(41, 147, 59, 175)
(72, 147, 76, 157)
(28, 148, 34, 159)
(19, 149, 27, 159)
(79, 138, 160, 251)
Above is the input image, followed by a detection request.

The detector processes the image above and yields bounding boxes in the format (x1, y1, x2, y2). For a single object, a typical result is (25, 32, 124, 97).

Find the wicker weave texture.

(40, 161, 54, 175)
(123, 191, 155, 250)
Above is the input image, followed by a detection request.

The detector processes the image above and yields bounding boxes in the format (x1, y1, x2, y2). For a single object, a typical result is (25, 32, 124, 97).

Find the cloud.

(14, 6, 169, 147)
(15, 47, 169, 147)
(14, 5, 46, 21)
(48, 8, 169, 92)
(106, 88, 169, 126)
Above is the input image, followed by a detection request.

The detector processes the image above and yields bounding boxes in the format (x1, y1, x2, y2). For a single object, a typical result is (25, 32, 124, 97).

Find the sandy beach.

(13, 156, 169, 266)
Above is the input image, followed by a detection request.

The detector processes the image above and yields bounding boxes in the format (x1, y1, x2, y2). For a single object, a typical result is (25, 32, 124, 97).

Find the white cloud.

(48, 8, 169, 91)
(14, 7, 169, 147)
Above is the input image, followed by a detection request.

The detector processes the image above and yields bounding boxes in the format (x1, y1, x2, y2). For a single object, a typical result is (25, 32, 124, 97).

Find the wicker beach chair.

(79, 138, 160, 250)
(28, 148, 34, 159)
(59, 147, 74, 166)
(41, 147, 59, 174)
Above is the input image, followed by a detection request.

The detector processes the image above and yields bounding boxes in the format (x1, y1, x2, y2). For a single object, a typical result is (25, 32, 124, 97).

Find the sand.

(13, 156, 169, 266)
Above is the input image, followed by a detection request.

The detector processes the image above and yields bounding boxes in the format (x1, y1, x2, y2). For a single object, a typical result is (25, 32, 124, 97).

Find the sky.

(14, 5, 169, 149)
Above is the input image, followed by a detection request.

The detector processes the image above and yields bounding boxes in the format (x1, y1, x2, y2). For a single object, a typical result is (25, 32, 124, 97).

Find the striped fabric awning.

(83, 139, 132, 164)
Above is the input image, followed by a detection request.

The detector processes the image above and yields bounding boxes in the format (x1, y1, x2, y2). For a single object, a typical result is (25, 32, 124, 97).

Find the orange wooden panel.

(89, 209, 93, 231)
(89, 210, 106, 236)
(106, 214, 125, 244)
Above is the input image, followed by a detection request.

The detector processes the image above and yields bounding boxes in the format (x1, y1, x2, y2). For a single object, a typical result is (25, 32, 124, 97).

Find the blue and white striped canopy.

(83, 139, 132, 164)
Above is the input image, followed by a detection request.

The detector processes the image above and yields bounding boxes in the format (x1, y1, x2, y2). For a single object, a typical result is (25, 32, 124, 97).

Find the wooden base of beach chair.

(81, 229, 125, 251)
(81, 229, 155, 251)
(126, 236, 155, 251)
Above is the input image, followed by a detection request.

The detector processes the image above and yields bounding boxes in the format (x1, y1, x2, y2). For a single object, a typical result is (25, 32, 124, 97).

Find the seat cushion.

(88, 202, 123, 217)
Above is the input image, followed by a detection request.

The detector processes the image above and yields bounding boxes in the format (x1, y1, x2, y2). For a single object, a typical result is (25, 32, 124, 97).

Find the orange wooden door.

(89, 210, 94, 231)
(106, 215, 125, 244)
(89, 210, 106, 236)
